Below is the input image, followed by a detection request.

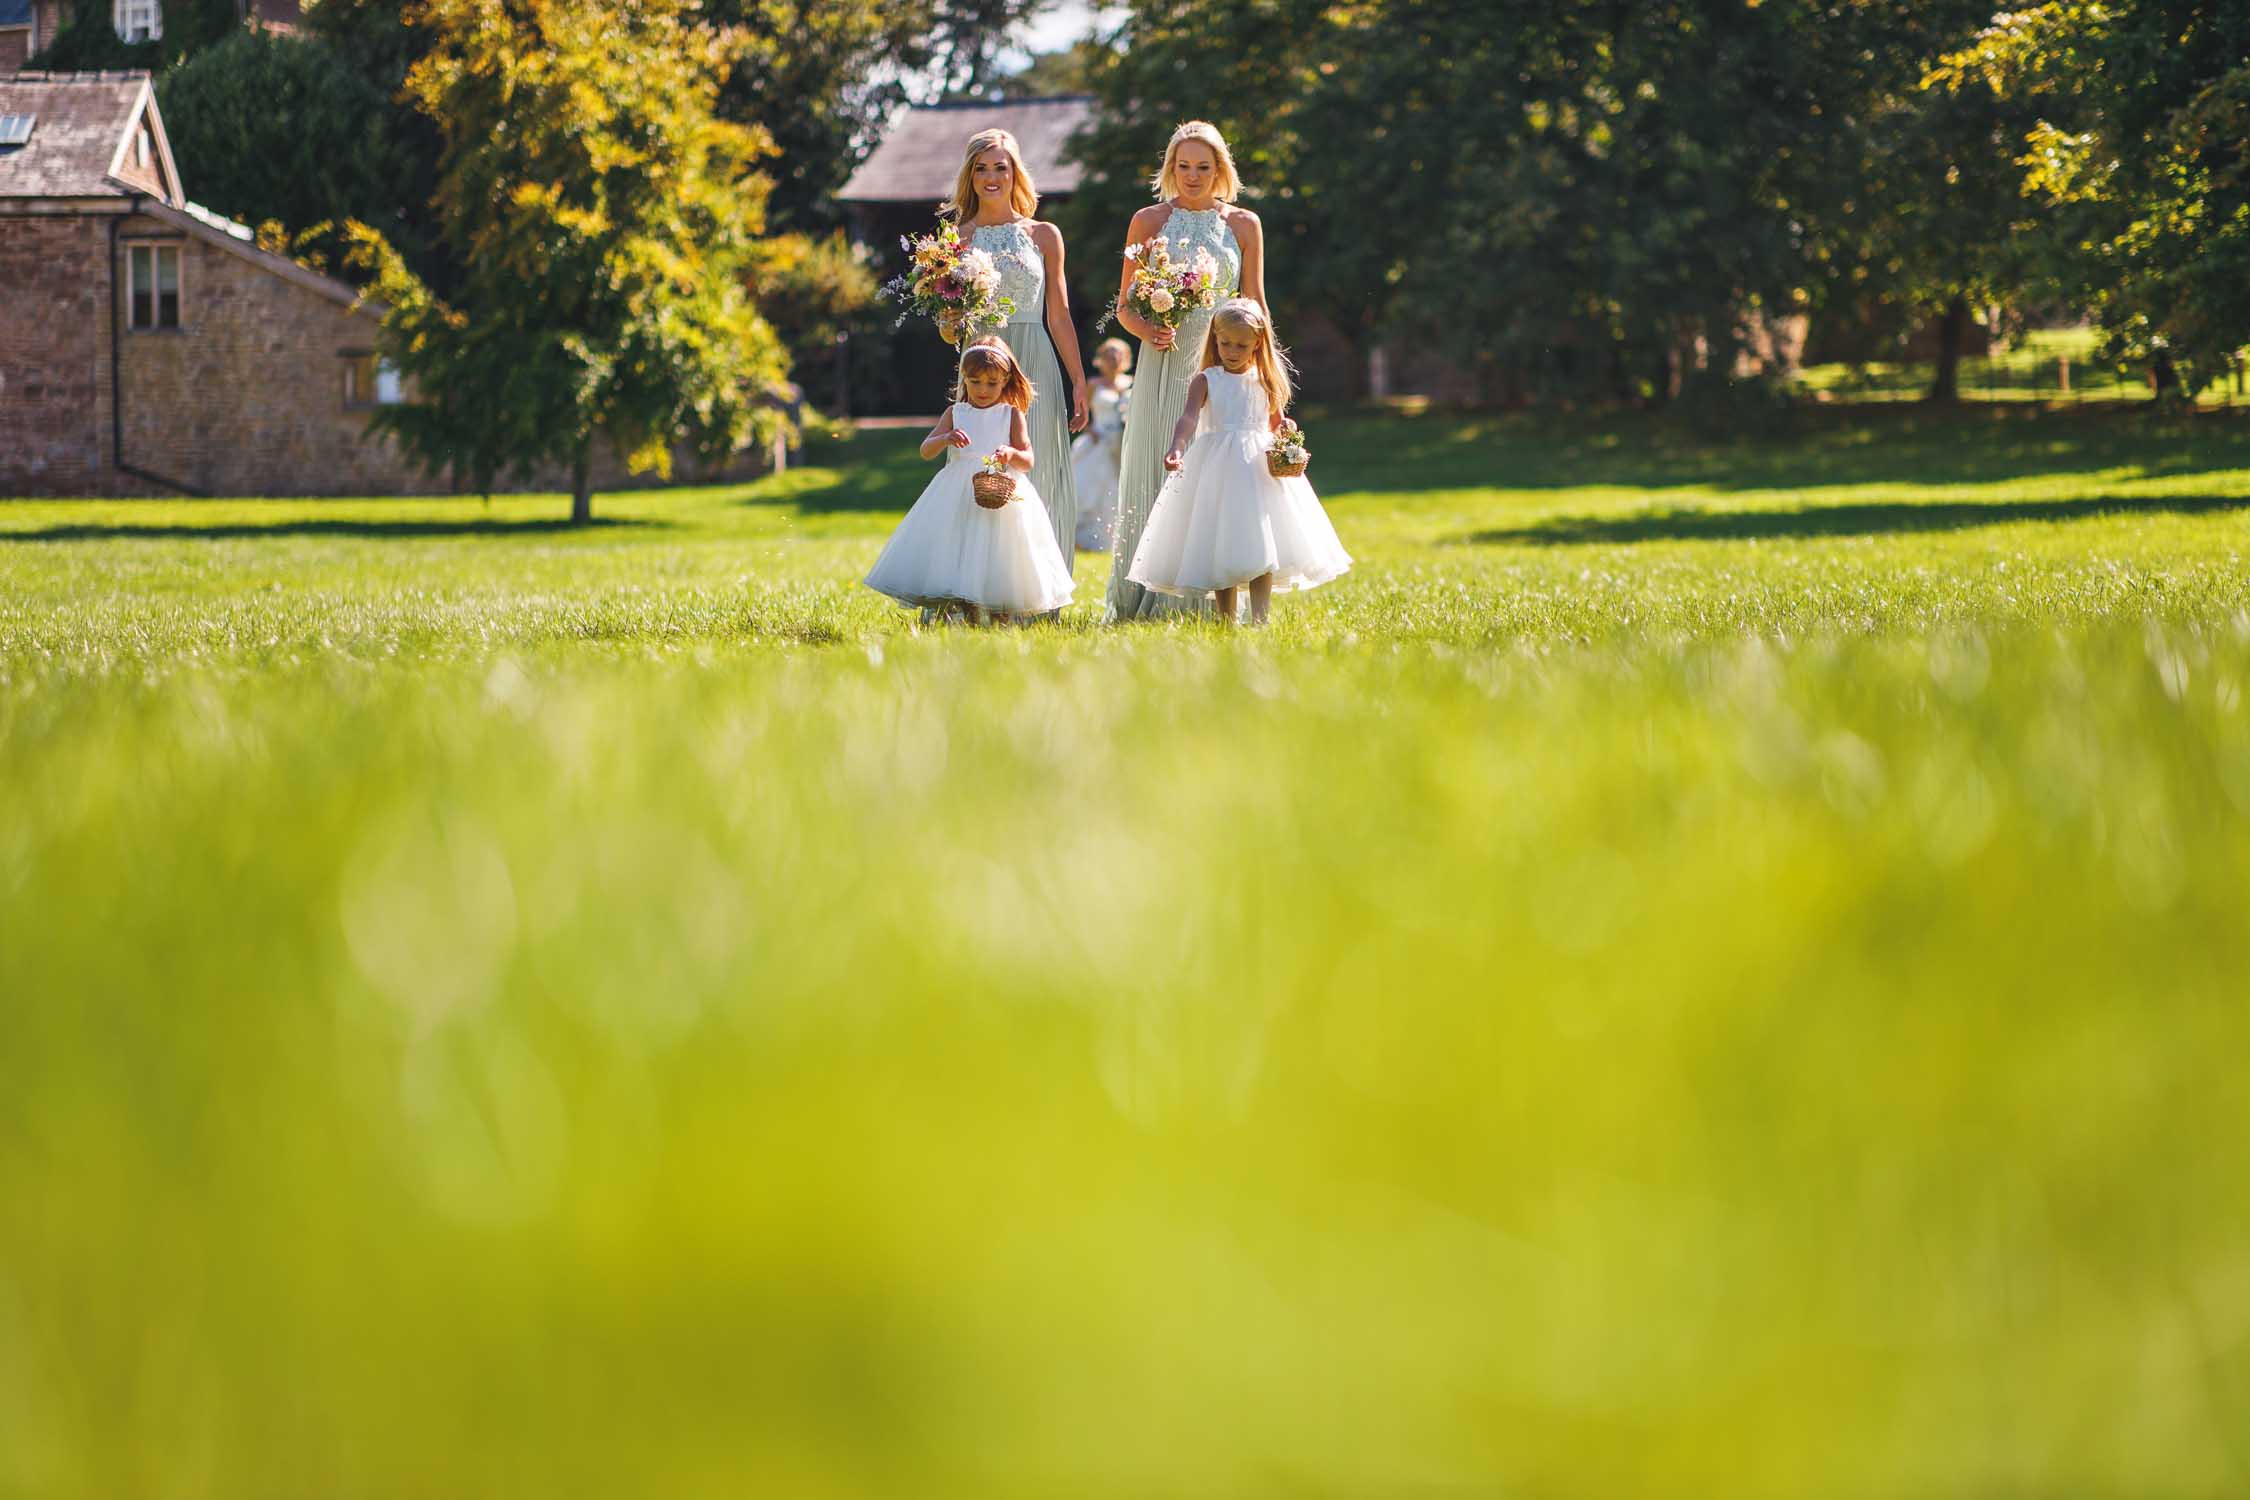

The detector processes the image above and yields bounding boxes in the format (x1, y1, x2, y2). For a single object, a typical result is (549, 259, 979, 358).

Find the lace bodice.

(1198, 368, 1269, 435)
(948, 399, 1015, 467)
(969, 220, 1044, 327)
(1156, 206, 1241, 335)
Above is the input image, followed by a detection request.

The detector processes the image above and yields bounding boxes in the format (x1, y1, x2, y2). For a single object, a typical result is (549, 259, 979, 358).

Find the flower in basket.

(882, 221, 1018, 344)
(972, 451, 1016, 508)
(1267, 419, 1310, 477)
(1105, 235, 1224, 333)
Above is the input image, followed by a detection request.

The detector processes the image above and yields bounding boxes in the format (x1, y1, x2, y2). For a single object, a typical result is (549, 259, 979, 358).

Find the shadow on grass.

(1459, 492, 2250, 547)
(0, 516, 668, 543)
(1308, 403, 2250, 497)
(745, 429, 930, 512)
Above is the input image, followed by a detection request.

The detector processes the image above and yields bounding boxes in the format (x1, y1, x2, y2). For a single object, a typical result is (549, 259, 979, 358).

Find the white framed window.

(113, 0, 161, 42)
(126, 242, 181, 331)
(342, 353, 405, 409)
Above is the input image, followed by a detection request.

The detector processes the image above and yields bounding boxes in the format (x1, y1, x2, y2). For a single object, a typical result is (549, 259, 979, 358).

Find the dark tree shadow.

(1304, 402, 2250, 497)
(0, 516, 668, 543)
(1458, 493, 2250, 547)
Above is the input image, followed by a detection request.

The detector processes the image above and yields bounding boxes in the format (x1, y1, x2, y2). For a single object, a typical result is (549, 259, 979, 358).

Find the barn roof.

(0, 71, 180, 204)
(839, 95, 1093, 206)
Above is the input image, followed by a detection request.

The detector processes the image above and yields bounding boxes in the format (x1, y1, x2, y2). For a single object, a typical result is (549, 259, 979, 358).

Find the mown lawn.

(5, 404, 2250, 1496)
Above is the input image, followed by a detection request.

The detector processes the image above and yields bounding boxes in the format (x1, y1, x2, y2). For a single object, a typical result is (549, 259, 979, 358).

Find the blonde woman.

(1071, 337, 1133, 550)
(1103, 120, 1269, 622)
(1127, 299, 1348, 623)
(941, 128, 1089, 571)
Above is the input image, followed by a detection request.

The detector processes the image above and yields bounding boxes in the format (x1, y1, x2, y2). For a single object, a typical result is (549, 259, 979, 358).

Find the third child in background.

(1071, 337, 1133, 551)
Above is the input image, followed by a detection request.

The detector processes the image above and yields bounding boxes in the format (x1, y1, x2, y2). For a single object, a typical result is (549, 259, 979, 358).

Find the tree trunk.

(570, 445, 593, 526)
(2151, 347, 2181, 401)
(1928, 295, 1968, 402)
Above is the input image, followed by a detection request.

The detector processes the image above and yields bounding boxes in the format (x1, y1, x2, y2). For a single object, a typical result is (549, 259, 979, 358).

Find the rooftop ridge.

(5, 70, 155, 83)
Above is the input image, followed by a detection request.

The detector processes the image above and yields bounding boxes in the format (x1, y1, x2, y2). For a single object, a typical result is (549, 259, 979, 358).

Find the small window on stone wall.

(126, 243, 181, 331)
(113, 0, 160, 42)
(343, 353, 406, 409)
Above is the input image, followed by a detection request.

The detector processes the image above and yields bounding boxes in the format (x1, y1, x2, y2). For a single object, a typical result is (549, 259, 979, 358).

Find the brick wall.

(116, 212, 448, 497)
(1, 29, 30, 70)
(0, 213, 112, 496)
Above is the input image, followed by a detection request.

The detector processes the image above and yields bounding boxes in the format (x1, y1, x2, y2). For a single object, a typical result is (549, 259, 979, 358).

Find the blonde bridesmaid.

(943, 128, 1089, 570)
(1104, 120, 1269, 623)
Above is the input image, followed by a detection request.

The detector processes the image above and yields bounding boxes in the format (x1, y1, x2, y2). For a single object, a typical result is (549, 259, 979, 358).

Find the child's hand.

(949, 428, 971, 448)
(1163, 448, 1184, 472)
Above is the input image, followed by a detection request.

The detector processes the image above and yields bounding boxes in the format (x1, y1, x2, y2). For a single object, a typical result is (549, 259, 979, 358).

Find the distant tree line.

(1062, 0, 2250, 405)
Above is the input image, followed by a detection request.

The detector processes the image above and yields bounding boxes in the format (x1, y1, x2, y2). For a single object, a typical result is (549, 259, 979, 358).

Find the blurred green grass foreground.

(5, 405, 2250, 1496)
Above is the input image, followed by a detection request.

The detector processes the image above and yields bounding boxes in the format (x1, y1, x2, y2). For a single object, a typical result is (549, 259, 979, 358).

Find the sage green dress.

(968, 220, 1078, 566)
(1105, 205, 1242, 622)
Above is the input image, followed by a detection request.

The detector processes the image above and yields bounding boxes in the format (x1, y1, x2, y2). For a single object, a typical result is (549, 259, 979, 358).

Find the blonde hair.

(1199, 298, 1293, 417)
(1151, 120, 1241, 203)
(943, 129, 1040, 223)
(1094, 337, 1133, 374)
(957, 337, 1035, 411)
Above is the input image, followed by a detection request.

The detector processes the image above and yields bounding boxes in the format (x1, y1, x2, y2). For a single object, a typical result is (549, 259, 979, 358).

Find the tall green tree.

(1936, 0, 2250, 397)
(156, 28, 436, 282)
(345, 0, 789, 523)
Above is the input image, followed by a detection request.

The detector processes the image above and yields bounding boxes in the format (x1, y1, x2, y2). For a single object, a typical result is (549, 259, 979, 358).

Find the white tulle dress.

(1126, 367, 1352, 597)
(864, 399, 1077, 615)
(1071, 380, 1128, 550)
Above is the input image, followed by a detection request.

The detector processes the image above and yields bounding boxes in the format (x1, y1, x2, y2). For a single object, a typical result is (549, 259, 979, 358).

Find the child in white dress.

(1126, 298, 1350, 623)
(1071, 337, 1133, 551)
(864, 339, 1077, 624)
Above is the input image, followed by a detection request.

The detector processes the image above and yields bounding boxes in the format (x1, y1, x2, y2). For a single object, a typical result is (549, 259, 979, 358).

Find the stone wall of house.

(0, 212, 113, 496)
(115, 212, 449, 496)
(1, 29, 31, 70)
(6, 206, 776, 500)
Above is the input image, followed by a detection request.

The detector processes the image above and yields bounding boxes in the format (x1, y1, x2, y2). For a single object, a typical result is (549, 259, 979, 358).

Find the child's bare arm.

(1000, 408, 1035, 471)
(1164, 375, 1208, 469)
(919, 411, 967, 460)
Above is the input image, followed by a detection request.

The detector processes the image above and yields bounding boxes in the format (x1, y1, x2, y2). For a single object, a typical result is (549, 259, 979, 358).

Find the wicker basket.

(972, 470, 1016, 508)
(1267, 448, 1309, 479)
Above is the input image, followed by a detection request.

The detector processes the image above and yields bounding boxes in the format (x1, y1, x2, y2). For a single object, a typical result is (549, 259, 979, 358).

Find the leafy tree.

(709, 0, 1054, 234)
(155, 29, 436, 280)
(748, 230, 883, 397)
(344, 0, 789, 524)
(1936, 1, 2250, 398)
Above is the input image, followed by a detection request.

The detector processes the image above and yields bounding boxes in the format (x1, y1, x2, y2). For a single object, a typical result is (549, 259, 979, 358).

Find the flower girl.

(1126, 298, 1350, 623)
(864, 339, 1076, 623)
(1071, 337, 1133, 551)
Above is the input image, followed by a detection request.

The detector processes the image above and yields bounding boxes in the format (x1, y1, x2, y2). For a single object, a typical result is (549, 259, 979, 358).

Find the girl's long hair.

(957, 337, 1035, 412)
(942, 129, 1040, 224)
(1198, 298, 1292, 418)
(1151, 120, 1242, 203)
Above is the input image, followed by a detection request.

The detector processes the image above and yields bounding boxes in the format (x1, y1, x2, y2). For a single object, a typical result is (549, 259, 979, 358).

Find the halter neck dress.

(1104, 205, 1243, 622)
(967, 220, 1079, 572)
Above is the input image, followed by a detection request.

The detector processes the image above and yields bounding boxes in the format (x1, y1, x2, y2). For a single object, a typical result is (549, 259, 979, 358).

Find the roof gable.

(0, 72, 182, 206)
(839, 95, 1093, 207)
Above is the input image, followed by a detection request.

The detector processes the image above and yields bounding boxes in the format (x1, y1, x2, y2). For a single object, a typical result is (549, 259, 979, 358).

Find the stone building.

(2, 71, 775, 498)
(3, 0, 299, 70)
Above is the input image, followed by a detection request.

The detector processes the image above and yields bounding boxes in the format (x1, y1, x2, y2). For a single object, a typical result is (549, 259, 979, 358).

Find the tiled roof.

(839, 95, 1093, 206)
(0, 0, 34, 28)
(0, 72, 158, 200)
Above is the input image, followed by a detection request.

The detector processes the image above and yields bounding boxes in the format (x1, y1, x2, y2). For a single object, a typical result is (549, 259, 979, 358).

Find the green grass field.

(7, 404, 2250, 1496)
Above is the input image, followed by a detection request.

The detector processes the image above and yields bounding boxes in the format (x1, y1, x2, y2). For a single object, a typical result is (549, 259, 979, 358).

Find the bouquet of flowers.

(1110, 235, 1223, 333)
(1266, 419, 1309, 479)
(972, 451, 1016, 508)
(882, 221, 1017, 345)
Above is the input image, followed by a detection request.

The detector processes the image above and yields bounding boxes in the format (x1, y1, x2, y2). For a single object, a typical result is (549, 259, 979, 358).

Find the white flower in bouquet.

(1146, 286, 1176, 314)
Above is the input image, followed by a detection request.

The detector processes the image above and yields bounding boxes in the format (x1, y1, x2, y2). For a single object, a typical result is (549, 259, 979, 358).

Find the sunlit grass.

(6, 405, 2250, 1495)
